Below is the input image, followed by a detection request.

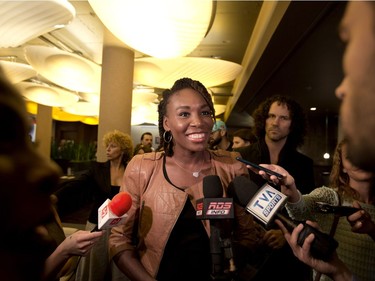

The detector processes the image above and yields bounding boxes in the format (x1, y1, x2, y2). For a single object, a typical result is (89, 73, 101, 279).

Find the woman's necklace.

(172, 155, 204, 178)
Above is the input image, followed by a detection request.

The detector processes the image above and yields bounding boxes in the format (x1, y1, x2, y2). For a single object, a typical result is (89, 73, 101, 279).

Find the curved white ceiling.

(0, 0, 75, 48)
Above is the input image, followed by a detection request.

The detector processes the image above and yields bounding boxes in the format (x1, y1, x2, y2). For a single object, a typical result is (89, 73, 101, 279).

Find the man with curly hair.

(235, 95, 315, 193)
(234, 95, 314, 281)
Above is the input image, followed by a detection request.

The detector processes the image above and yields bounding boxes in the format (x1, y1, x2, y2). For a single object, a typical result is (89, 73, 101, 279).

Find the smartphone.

(236, 157, 284, 179)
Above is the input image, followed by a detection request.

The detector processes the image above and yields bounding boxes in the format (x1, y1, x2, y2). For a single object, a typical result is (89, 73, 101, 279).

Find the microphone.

(94, 191, 132, 231)
(228, 176, 338, 261)
(196, 175, 235, 278)
(196, 176, 234, 220)
(315, 201, 360, 216)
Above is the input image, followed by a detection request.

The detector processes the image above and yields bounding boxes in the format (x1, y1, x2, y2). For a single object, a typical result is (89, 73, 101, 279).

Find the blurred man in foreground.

(0, 68, 62, 280)
(277, 2, 375, 280)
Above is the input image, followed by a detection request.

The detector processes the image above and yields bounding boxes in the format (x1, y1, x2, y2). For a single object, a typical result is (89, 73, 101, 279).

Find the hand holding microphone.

(228, 176, 338, 261)
(276, 219, 355, 281)
(93, 191, 132, 231)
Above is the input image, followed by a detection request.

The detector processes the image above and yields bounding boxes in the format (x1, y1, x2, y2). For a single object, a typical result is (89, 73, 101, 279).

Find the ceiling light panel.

(16, 81, 79, 107)
(24, 45, 101, 93)
(63, 101, 99, 116)
(52, 107, 83, 122)
(134, 57, 242, 88)
(0, 0, 75, 48)
(88, 0, 213, 58)
(0, 60, 37, 84)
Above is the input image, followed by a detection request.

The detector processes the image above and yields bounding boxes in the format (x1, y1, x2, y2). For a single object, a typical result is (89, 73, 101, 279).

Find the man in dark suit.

(234, 95, 314, 281)
(235, 95, 315, 193)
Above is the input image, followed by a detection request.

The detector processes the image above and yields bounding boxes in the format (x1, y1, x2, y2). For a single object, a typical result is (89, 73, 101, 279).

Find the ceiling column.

(96, 27, 134, 162)
(35, 104, 53, 160)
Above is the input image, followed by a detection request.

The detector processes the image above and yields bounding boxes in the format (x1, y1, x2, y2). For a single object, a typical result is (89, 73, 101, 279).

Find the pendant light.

(88, 0, 213, 58)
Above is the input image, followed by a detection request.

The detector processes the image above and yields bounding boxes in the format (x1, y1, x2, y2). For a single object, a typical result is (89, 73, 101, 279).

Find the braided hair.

(157, 77, 215, 156)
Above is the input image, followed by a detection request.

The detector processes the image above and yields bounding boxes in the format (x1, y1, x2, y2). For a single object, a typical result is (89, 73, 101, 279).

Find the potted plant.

(51, 140, 97, 175)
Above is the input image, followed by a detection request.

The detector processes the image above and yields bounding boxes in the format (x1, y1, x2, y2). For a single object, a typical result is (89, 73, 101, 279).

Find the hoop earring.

(163, 130, 173, 144)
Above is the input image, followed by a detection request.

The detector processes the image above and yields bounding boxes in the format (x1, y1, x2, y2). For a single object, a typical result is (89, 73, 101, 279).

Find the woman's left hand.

(347, 201, 375, 240)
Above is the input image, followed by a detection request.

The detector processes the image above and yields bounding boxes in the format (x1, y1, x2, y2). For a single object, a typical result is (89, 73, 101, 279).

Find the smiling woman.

(108, 78, 260, 281)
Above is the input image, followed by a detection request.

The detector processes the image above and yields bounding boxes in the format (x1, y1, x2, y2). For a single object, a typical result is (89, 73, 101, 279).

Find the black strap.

(314, 195, 341, 281)
(162, 155, 186, 191)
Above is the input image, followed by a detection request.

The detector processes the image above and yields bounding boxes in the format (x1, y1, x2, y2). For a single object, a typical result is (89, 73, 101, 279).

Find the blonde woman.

(55, 130, 133, 281)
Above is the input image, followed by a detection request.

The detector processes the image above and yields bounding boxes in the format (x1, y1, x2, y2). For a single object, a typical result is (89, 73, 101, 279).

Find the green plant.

(51, 141, 96, 161)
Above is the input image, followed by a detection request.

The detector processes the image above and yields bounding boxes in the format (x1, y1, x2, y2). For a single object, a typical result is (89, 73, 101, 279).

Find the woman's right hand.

(275, 219, 353, 281)
(253, 164, 300, 202)
(62, 230, 103, 257)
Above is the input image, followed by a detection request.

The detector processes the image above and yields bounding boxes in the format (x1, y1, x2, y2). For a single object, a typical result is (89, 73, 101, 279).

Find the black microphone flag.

(196, 175, 234, 219)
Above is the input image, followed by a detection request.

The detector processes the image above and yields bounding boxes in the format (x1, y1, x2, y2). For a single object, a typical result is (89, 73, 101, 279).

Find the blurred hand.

(262, 228, 286, 249)
(42, 229, 105, 280)
(61, 230, 103, 257)
(275, 219, 353, 281)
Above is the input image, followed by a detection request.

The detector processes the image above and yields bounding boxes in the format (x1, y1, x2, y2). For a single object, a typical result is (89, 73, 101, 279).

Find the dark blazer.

(234, 138, 314, 281)
(55, 161, 120, 224)
(235, 138, 315, 194)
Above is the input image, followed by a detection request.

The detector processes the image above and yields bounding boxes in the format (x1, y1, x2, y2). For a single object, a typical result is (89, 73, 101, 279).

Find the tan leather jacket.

(109, 150, 260, 278)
